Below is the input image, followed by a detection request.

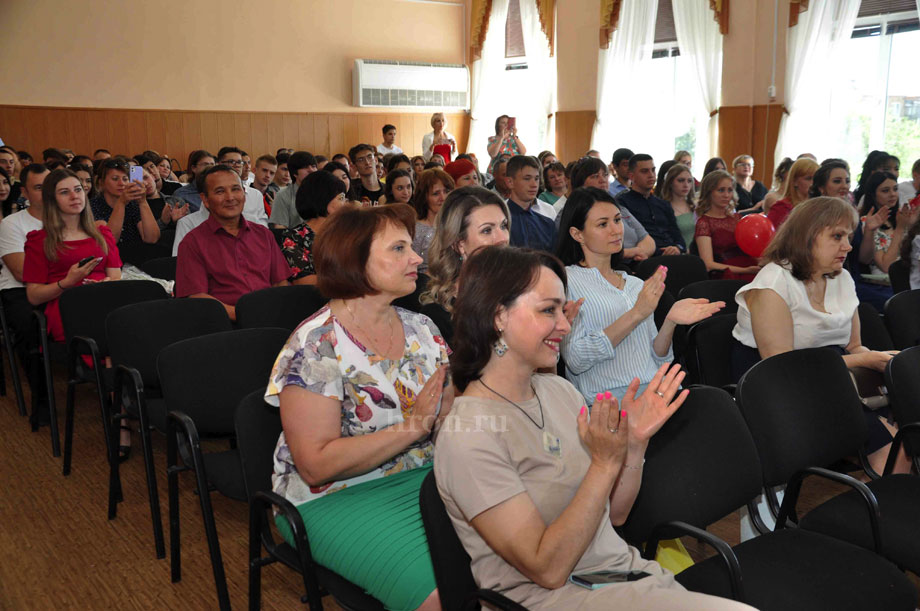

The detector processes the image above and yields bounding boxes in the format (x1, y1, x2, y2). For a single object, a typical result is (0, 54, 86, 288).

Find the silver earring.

(493, 329, 508, 357)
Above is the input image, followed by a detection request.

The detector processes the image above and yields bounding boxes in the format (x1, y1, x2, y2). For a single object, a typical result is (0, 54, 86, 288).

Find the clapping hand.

(622, 363, 688, 445)
(665, 298, 725, 326)
(563, 298, 585, 326)
(632, 266, 667, 319)
(865, 205, 892, 232)
(577, 391, 628, 469)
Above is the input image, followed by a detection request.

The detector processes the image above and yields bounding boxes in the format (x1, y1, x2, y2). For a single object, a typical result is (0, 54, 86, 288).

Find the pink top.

(695, 213, 758, 281)
(767, 198, 793, 230)
(175, 215, 289, 305)
(23, 226, 122, 342)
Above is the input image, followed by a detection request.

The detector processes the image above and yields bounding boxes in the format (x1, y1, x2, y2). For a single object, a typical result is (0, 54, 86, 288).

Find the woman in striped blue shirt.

(557, 187, 724, 402)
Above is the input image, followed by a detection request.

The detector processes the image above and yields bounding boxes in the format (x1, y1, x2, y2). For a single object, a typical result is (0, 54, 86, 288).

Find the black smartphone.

(78, 256, 97, 267)
(569, 570, 652, 589)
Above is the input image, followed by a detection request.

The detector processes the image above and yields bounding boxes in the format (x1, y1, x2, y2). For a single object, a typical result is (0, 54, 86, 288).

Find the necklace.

(344, 300, 397, 357)
(478, 379, 545, 430)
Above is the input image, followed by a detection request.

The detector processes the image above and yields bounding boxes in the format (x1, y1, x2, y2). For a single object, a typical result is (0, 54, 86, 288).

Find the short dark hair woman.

(275, 170, 349, 285)
(266, 203, 450, 610)
(435, 246, 742, 609)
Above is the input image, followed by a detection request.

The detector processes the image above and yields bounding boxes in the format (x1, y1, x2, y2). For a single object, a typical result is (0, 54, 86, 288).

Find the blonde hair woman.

(419, 186, 511, 343)
(658, 163, 696, 248)
(694, 170, 760, 280)
(766, 158, 819, 229)
(421, 112, 456, 162)
(731, 197, 908, 475)
(732, 154, 768, 212)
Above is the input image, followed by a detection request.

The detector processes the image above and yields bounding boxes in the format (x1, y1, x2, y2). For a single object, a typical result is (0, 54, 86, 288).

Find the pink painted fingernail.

(596, 393, 603, 401)
(604, 391, 612, 400)
(580, 405, 586, 416)
(620, 410, 627, 418)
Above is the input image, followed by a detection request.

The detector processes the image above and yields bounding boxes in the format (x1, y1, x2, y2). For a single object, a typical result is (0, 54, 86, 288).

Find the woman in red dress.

(694, 170, 761, 281)
(23, 168, 122, 343)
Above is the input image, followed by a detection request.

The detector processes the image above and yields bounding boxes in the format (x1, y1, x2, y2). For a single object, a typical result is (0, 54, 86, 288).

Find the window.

(826, 5, 920, 178)
(505, 0, 526, 59)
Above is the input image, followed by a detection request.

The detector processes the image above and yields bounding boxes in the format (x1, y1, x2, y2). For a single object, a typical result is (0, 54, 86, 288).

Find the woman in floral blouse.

(276, 170, 349, 285)
(266, 203, 451, 610)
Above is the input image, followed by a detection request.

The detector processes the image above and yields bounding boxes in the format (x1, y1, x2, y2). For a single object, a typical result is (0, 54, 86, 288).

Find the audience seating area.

(3, 135, 920, 611)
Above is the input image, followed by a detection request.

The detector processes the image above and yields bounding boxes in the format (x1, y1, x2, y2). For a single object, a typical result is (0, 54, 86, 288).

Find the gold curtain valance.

(601, 0, 729, 48)
(709, 0, 730, 35)
(470, 0, 555, 61)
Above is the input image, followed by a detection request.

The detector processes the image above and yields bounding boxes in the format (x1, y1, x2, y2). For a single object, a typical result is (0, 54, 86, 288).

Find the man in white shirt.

(240, 151, 254, 187)
(376, 124, 403, 156)
(0, 164, 50, 427)
(898, 158, 920, 205)
(172, 155, 269, 255)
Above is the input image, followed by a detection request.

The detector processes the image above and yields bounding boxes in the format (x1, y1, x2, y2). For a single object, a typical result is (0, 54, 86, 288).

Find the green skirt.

(275, 464, 436, 610)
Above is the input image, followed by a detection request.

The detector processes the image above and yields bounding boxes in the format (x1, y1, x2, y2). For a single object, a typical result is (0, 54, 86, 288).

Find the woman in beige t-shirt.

(434, 246, 751, 610)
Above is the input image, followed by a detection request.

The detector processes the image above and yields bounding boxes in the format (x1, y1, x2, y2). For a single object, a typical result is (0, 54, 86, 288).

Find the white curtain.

(518, 0, 556, 154)
(672, 0, 722, 164)
(591, 0, 658, 158)
(774, 0, 860, 168)
(468, 0, 510, 167)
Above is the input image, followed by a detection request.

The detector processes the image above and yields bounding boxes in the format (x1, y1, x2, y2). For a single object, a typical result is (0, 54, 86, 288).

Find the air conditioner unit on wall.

(352, 59, 470, 110)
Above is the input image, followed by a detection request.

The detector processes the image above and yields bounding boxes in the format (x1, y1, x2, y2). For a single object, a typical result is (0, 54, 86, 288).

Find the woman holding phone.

(487, 115, 526, 174)
(23, 169, 122, 343)
(90, 159, 160, 245)
(421, 113, 457, 162)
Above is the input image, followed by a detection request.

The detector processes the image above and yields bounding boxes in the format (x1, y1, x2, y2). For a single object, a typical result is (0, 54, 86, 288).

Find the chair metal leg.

(62, 377, 77, 475)
(167, 421, 182, 584)
(135, 386, 165, 558)
(248, 502, 263, 611)
(34, 313, 60, 457)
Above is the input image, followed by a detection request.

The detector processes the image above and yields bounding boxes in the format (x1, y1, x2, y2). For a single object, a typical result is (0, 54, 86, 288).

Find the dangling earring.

(493, 328, 508, 357)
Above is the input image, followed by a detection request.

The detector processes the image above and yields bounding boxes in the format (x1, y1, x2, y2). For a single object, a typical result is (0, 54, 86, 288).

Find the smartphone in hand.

(508, 117, 516, 131)
(129, 165, 144, 183)
(78, 256, 99, 267)
(569, 570, 651, 589)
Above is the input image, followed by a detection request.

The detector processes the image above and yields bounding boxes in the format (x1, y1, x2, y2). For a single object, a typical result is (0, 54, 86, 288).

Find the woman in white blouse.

(557, 187, 724, 402)
(731, 196, 907, 474)
(421, 112, 456, 162)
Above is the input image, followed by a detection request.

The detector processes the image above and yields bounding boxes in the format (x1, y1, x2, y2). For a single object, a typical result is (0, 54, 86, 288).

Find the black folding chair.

(418, 471, 527, 611)
(737, 348, 920, 576)
(235, 285, 328, 331)
(887, 258, 910, 294)
(884, 289, 920, 349)
(118, 241, 173, 266)
(619, 386, 915, 610)
(140, 256, 177, 282)
(684, 313, 737, 390)
(857, 302, 895, 351)
(106, 298, 232, 558)
(635, 255, 709, 299)
(0, 288, 28, 417)
(885, 346, 920, 474)
(159, 327, 290, 611)
(53, 280, 168, 465)
(236, 390, 386, 611)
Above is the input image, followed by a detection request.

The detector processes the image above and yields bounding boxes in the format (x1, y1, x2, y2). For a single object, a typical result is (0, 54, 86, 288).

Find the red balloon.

(735, 214, 776, 258)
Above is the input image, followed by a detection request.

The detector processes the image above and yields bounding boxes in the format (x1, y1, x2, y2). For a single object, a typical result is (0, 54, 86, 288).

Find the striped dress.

(561, 266, 672, 403)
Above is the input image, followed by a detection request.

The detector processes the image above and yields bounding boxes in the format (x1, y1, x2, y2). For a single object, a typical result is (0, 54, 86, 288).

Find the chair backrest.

(735, 347, 867, 488)
(857, 302, 894, 351)
(653, 289, 675, 331)
(157, 327, 290, 435)
(635, 255, 709, 299)
(140, 256, 178, 282)
(678, 279, 747, 315)
(884, 289, 920, 349)
(118, 241, 173, 266)
(684, 313, 737, 387)
(888, 258, 910, 294)
(235, 388, 280, 501)
(619, 387, 762, 544)
(106, 298, 232, 388)
(235, 285, 329, 331)
(419, 470, 481, 611)
(60, 280, 169, 354)
(885, 346, 920, 428)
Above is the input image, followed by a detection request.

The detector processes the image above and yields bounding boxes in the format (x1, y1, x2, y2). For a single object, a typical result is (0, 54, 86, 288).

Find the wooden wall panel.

(718, 104, 784, 186)
(0, 105, 469, 170)
(554, 110, 595, 165)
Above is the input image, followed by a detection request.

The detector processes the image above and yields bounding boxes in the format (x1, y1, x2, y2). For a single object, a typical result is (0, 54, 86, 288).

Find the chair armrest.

(883, 421, 920, 476)
(721, 384, 737, 396)
(251, 490, 324, 610)
(464, 589, 529, 611)
(645, 520, 744, 603)
(777, 466, 883, 555)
